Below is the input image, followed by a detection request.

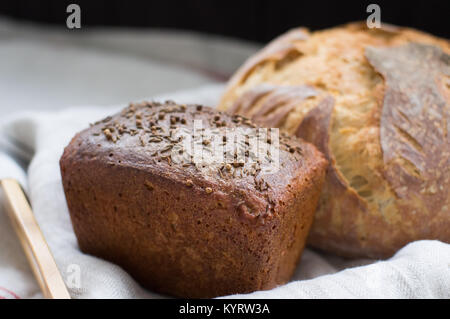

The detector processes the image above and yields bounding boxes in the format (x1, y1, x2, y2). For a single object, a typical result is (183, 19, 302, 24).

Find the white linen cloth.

(0, 17, 448, 299)
(0, 85, 449, 299)
(0, 17, 258, 114)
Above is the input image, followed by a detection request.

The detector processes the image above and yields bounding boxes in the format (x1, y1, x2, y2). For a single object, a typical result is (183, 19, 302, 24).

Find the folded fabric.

(0, 85, 449, 299)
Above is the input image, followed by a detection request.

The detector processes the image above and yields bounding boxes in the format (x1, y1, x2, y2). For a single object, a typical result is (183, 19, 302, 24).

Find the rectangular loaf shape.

(60, 101, 327, 297)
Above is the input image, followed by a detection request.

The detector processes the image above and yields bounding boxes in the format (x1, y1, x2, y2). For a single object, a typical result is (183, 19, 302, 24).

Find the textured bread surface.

(219, 22, 450, 258)
(60, 101, 327, 297)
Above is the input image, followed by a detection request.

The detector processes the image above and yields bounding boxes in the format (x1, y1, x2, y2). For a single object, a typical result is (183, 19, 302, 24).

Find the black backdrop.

(0, 0, 448, 41)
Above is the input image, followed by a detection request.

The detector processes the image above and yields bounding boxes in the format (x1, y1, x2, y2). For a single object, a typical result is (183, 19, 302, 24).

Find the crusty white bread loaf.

(219, 22, 450, 258)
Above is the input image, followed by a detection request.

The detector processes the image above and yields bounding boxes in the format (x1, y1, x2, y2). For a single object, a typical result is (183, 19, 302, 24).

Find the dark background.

(0, 0, 448, 41)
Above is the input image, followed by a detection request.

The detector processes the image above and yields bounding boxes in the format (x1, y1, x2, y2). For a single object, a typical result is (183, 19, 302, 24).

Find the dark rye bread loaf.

(60, 101, 327, 298)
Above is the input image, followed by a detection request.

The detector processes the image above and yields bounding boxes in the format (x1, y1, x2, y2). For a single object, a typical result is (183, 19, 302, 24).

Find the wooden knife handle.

(0, 178, 71, 299)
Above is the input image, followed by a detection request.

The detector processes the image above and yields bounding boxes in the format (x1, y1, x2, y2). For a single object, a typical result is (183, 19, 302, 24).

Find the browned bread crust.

(219, 22, 450, 258)
(60, 101, 327, 297)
